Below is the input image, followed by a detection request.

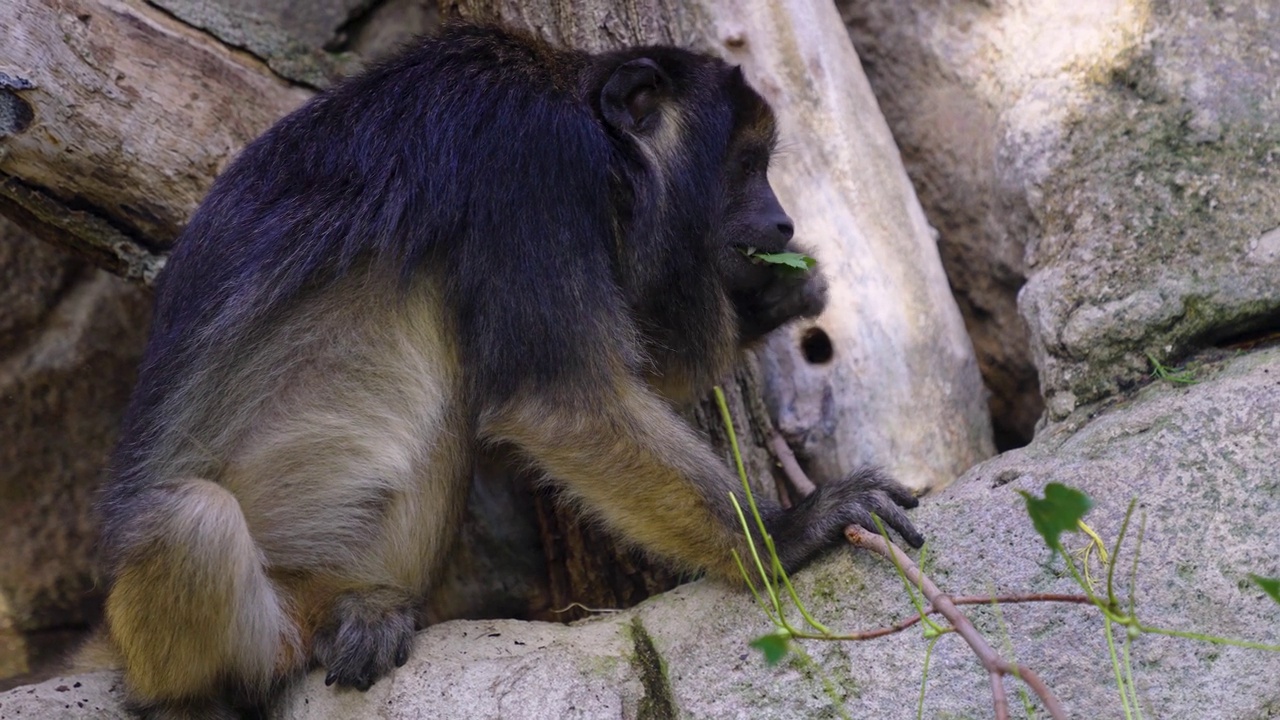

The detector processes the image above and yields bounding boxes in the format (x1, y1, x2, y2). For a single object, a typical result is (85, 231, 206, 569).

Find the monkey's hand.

(734, 266, 829, 345)
(765, 468, 924, 573)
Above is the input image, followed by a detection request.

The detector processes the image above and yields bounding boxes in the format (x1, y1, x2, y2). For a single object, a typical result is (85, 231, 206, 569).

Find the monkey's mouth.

(729, 245, 765, 268)
(734, 243, 788, 261)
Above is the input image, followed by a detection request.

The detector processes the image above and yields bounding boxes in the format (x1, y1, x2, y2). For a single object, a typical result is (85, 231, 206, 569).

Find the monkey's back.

(99, 26, 635, 560)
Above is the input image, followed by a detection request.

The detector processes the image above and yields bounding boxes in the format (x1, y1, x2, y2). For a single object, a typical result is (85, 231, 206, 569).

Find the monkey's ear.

(601, 58, 669, 134)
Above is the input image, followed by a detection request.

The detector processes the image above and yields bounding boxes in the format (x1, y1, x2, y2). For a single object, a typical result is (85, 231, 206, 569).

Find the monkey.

(91, 23, 924, 719)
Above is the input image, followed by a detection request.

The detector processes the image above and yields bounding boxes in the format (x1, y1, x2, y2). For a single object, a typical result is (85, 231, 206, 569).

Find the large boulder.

(842, 0, 1280, 432)
(6, 345, 1277, 718)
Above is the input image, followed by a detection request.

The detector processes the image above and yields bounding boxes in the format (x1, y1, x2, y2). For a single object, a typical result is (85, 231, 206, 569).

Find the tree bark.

(0, 0, 311, 278)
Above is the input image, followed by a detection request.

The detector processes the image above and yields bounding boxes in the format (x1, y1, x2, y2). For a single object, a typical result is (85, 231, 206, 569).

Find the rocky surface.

(842, 0, 1280, 433)
(7, 345, 1277, 718)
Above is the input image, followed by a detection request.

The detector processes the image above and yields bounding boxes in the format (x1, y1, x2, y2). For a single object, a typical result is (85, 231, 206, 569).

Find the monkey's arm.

(482, 381, 921, 581)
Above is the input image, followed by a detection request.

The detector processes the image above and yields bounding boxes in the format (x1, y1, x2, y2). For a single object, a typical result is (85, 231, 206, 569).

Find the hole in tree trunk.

(800, 327, 834, 364)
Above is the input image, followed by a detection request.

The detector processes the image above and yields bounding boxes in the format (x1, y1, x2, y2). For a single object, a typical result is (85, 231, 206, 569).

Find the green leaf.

(1018, 483, 1093, 551)
(752, 251, 817, 271)
(749, 632, 791, 666)
(1146, 352, 1199, 385)
(1250, 574, 1280, 605)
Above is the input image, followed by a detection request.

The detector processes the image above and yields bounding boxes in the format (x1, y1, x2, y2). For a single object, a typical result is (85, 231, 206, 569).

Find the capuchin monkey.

(93, 23, 924, 719)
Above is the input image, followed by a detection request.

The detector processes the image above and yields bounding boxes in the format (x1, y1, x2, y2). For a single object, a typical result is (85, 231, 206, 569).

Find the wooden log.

(0, 0, 311, 278)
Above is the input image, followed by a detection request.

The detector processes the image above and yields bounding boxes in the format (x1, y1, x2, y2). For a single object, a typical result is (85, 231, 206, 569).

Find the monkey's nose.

(757, 210, 794, 246)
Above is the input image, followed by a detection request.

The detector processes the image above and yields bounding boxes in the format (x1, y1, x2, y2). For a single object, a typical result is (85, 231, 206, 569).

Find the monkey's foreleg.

(482, 384, 776, 581)
(105, 479, 296, 717)
(485, 383, 922, 581)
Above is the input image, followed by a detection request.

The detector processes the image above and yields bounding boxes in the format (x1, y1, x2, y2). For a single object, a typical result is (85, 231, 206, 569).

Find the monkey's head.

(592, 49, 823, 344)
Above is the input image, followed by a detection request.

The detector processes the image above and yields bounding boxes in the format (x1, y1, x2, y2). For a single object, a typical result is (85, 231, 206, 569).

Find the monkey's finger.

(848, 467, 919, 509)
(864, 497, 925, 549)
(354, 667, 374, 692)
(882, 481, 920, 509)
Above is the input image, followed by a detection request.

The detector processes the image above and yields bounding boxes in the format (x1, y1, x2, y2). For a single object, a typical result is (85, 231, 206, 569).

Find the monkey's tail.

(104, 478, 295, 706)
(67, 628, 123, 674)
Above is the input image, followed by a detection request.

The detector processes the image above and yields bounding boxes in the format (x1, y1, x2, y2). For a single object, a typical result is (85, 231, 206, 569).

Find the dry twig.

(829, 594, 1091, 641)
(767, 432, 817, 496)
(846, 526, 1067, 719)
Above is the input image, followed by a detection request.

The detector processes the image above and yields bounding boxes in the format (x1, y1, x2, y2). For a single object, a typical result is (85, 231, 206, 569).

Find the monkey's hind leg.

(106, 478, 295, 718)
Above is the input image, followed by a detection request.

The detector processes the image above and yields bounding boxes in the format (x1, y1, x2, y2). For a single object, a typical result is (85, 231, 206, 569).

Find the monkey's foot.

(312, 587, 416, 691)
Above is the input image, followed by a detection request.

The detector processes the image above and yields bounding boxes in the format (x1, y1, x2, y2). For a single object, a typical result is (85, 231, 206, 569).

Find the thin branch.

(815, 594, 1092, 641)
(773, 472, 794, 509)
(847, 526, 1068, 720)
(990, 670, 1009, 720)
(548, 602, 622, 615)
(956, 593, 1091, 607)
(767, 432, 817, 496)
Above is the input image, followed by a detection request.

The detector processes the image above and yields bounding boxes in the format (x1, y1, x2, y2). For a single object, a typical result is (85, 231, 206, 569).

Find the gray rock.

(9, 346, 1277, 718)
(0, 672, 131, 719)
(276, 618, 647, 720)
(842, 0, 1280, 425)
(150, 0, 440, 87)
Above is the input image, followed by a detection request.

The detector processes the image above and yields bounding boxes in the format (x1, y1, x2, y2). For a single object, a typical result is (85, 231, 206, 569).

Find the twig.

(549, 602, 622, 615)
(990, 670, 1009, 720)
(959, 593, 1091, 606)
(773, 473, 793, 509)
(724, 391, 1074, 717)
(847, 526, 1068, 720)
(821, 594, 1092, 641)
(765, 437, 1068, 718)
(767, 432, 817, 496)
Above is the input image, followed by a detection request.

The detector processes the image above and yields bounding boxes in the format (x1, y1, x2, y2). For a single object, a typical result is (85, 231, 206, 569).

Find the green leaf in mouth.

(740, 247, 817, 271)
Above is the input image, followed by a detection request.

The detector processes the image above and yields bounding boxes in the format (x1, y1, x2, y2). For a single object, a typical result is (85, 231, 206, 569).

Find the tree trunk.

(1, 0, 993, 622)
